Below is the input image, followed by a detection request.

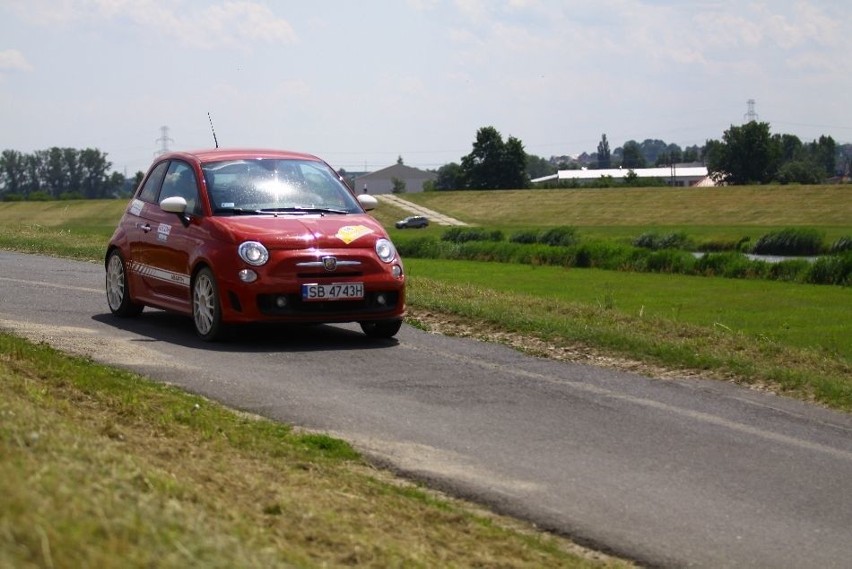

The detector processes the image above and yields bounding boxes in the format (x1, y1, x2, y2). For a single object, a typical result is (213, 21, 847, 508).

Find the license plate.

(301, 282, 364, 301)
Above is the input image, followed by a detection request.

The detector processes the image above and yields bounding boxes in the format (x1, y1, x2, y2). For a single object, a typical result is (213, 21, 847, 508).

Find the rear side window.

(136, 161, 169, 204)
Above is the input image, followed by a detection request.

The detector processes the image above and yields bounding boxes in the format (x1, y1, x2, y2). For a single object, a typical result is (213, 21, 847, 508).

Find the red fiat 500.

(105, 148, 405, 341)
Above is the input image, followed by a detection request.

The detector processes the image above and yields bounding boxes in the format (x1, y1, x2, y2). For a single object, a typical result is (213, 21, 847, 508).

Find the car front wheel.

(193, 267, 225, 341)
(360, 319, 403, 339)
(105, 250, 143, 317)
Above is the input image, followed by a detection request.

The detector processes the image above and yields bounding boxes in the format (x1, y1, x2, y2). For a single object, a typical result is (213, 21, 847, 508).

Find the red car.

(105, 148, 405, 341)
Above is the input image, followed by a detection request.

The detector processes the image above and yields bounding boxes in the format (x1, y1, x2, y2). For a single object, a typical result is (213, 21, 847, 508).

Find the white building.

(532, 165, 714, 187)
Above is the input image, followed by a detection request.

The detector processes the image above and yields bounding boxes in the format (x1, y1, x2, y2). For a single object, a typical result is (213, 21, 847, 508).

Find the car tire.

(193, 267, 225, 341)
(359, 319, 403, 339)
(105, 249, 144, 317)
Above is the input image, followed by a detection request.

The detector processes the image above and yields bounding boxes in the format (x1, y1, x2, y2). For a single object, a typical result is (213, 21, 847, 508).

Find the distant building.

(353, 164, 437, 194)
(531, 164, 714, 187)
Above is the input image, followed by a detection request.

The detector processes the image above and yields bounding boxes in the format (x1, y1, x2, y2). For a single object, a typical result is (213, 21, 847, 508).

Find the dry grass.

(0, 333, 630, 569)
(403, 185, 851, 231)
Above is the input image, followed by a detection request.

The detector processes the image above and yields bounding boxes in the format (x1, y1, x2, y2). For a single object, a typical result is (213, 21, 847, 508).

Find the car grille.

(256, 291, 400, 316)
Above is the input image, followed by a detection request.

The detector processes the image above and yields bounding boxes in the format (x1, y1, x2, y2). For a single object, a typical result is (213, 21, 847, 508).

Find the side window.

(160, 161, 202, 216)
(136, 161, 169, 204)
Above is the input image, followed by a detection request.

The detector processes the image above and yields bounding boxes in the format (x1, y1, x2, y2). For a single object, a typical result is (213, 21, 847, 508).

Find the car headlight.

(238, 241, 269, 266)
(375, 238, 396, 263)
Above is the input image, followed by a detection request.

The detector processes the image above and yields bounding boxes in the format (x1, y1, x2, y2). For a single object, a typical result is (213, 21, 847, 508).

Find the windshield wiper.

(213, 207, 272, 216)
(257, 206, 350, 215)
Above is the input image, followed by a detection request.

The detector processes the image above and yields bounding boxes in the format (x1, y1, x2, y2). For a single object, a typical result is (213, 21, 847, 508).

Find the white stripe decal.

(128, 261, 191, 287)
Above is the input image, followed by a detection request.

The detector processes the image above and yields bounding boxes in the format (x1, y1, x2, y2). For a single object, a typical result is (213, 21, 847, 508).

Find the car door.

(128, 160, 204, 312)
(126, 160, 169, 300)
(141, 160, 205, 310)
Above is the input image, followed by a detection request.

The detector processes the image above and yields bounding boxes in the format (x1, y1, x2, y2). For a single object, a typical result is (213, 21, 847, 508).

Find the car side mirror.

(357, 194, 378, 211)
(160, 196, 192, 226)
(160, 196, 188, 214)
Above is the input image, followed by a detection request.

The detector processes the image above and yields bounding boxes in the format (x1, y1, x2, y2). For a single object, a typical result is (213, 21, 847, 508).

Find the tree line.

(3, 124, 850, 200)
(705, 122, 839, 185)
(0, 148, 135, 200)
(432, 125, 850, 190)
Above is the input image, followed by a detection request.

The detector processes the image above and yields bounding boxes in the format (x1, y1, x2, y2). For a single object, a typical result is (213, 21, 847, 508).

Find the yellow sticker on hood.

(336, 225, 374, 244)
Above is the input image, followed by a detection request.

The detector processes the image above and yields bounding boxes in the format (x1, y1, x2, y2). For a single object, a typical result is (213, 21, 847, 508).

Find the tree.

(620, 140, 646, 169)
(460, 126, 528, 189)
(705, 121, 778, 184)
(655, 144, 683, 166)
(809, 135, 836, 177)
(391, 177, 406, 194)
(434, 162, 463, 190)
(683, 145, 701, 163)
(776, 160, 824, 184)
(0, 147, 119, 200)
(526, 154, 556, 180)
(638, 139, 668, 165)
(597, 134, 611, 169)
(0, 150, 26, 197)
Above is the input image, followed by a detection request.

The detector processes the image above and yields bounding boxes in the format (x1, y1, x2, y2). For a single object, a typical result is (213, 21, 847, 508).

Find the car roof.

(157, 148, 324, 165)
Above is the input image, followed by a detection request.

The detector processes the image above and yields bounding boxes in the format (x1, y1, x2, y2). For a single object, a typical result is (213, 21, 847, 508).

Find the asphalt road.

(2, 251, 851, 568)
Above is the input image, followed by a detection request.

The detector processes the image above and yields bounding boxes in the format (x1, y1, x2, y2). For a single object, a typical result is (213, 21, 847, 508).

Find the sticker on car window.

(129, 199, 144, 216)
(335, 225, 373, 244)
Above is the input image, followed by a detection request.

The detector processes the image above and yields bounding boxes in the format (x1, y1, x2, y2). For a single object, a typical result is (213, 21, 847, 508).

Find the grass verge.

(405, 260, 851, 412)
(0, 332, 626, 568)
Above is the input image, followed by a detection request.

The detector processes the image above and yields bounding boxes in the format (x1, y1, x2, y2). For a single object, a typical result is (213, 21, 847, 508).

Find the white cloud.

(0, 49, 33, 72)
(5, 0, 297, 50)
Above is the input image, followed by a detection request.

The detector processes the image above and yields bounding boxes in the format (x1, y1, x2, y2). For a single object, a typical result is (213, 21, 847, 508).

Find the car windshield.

(202, 158, 361, 215)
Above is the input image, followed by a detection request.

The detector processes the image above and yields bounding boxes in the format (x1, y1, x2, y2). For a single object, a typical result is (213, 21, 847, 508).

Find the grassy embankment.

(1, 333, 616, 568)
(391, 185, 851, 243)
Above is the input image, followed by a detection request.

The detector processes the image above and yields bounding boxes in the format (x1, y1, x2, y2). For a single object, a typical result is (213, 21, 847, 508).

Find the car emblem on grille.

(322, 256, 338, 271)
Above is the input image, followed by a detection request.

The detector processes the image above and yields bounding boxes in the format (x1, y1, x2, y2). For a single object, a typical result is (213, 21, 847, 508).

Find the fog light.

(238, 269, 257, 283)
(275, 296, 288, 308)
(376, 293, 387, 306)
(392, 264, 403, 278)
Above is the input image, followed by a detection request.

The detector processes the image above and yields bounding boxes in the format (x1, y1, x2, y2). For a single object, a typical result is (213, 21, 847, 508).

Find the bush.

(805, 252, 852, 286)
(697, 240, 739, 253)
(644, 249, 697, 274)
(768, 259, 810, 282)
(751, 228, 824, 256)
(441, 227, 504, 243)
(537, 226, 578, 247)
(632, 231, 691, 250)
(509, 227, 578, 247)
(28, 191, 52, 201)
(572, 241, 635, 270)
(829, 236, 852, 254)
(396, 237, 444, 258)
(396, 234, 847, 286)
(509, 230, 539, 244)
(695, 252, 767, 278)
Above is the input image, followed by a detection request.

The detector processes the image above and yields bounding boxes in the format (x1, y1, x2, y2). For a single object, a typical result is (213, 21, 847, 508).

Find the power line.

(154, 126, 173, 156)
(744, 99, 758, 123)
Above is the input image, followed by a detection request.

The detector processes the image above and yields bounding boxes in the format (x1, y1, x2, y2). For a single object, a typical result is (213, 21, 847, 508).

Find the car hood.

(210, 214, 387, 250)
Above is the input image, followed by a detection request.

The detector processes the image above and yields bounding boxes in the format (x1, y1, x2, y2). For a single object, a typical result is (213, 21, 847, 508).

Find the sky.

(1, 0, 850, 176)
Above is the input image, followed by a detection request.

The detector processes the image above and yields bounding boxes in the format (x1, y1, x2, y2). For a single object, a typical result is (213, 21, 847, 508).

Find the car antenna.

(207, 112, 219, 149)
